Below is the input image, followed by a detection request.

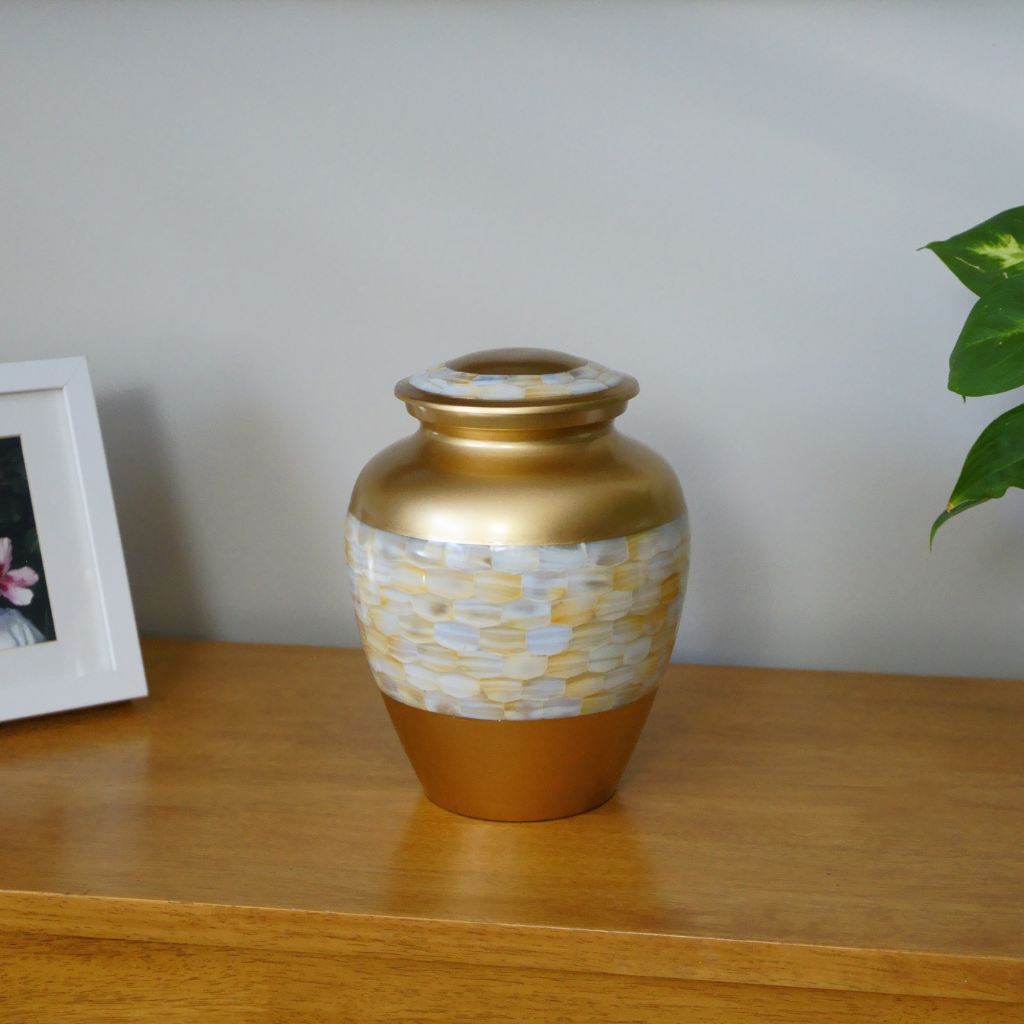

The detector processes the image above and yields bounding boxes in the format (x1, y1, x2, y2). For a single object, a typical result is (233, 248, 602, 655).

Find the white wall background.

(2, 0, 1023, 677)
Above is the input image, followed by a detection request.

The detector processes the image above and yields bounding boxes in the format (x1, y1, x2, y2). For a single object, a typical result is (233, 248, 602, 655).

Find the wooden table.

(1, 640, 1022, 1021)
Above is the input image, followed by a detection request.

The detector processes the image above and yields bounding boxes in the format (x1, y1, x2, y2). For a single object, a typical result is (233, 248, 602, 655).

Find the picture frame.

(0, 357, 146, 721)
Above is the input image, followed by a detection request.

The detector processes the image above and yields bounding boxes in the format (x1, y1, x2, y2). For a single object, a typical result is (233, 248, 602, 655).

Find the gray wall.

(2, 0, 1023, 677)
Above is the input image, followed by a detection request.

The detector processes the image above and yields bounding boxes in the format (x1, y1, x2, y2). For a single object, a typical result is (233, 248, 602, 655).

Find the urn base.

(382, 691, 657, 821)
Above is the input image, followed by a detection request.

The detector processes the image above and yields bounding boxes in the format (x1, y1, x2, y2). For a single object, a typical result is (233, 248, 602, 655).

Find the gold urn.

(346, 348, 688, 821)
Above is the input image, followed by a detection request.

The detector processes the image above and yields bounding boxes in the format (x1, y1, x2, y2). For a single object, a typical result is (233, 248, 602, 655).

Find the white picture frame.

(0, 357, 146, 721)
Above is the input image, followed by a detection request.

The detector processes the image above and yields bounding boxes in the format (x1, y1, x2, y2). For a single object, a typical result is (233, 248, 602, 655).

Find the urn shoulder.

(349, 425, 684, 547)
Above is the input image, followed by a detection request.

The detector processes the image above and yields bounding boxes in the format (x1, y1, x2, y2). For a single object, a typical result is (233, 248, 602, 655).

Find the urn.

(346, 348, 688, 820)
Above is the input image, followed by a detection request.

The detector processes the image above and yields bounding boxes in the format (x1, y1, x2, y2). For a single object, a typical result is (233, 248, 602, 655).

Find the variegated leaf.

(925, 206, 1024, 296)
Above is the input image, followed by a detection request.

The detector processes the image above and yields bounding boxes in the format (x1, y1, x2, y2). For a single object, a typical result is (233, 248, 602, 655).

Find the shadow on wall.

(97, 381, 354, 647)
(97, 388, 211, 639)
(181, 386, 350, 646)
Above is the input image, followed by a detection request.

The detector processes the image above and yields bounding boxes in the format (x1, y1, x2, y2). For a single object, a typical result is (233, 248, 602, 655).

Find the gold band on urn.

(383, 691, 658, 821)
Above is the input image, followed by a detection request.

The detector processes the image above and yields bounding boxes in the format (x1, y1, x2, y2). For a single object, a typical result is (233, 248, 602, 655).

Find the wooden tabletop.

(1, 639, 1022, 1021)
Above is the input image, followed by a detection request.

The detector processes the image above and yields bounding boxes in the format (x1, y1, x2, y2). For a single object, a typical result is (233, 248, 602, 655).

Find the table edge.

(0, 890, 1020, 1003)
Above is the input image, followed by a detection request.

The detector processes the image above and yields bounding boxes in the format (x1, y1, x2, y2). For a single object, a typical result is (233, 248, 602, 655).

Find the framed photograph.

(0, 357, 145, 721)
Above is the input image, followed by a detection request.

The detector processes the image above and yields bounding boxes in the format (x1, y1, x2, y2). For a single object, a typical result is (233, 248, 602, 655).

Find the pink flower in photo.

(0, 537, 39, 607)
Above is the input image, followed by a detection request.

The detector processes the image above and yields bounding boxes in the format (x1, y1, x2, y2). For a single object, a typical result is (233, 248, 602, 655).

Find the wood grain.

(2, 933, 1020, 1024)
(0, 639, 1022, 1020)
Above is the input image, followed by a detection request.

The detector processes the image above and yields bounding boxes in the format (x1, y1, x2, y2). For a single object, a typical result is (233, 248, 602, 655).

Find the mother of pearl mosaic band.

(346, 513, 689, 721)
(407, 361, 623, 401)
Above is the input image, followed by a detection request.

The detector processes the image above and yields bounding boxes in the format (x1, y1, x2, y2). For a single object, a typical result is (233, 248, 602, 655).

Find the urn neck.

(418, 420, 617, 444)
(396, 385, 636, 436)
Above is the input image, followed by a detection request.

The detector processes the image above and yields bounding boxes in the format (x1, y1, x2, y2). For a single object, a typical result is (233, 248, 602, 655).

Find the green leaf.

(931, 402, 1024, 544)
(948, 274, 1024, 396)
(924, 206, 1024, 296)
(930, 499, 988, 548)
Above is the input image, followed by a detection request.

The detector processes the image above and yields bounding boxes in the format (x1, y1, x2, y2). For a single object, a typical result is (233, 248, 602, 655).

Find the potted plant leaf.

(925, 206, 1024, 544)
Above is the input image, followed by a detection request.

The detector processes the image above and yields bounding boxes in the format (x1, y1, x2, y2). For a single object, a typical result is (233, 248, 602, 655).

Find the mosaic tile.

(346, 511, 689, 720)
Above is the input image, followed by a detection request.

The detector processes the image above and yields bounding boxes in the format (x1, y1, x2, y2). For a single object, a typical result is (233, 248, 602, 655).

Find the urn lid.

(396, 348, 638, 431)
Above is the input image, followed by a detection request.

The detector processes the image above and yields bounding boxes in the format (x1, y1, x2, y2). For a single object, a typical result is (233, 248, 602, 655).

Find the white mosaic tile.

(346, 511, 689, 720)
